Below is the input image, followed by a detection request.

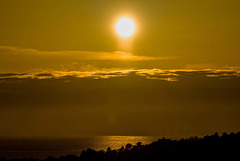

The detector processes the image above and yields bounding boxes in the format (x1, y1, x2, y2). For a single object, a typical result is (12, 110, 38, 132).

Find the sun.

(115, 17, 136, 38)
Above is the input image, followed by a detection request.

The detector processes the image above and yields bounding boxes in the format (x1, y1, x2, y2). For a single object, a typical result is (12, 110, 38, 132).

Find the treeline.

(1, 132, 240, 161)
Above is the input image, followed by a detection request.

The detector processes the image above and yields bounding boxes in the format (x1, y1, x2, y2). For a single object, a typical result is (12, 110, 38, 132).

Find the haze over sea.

(0, 136, 174, 159)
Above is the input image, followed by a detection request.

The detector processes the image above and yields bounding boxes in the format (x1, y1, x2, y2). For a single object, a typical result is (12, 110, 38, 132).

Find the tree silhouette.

(1, 132, 240, 161)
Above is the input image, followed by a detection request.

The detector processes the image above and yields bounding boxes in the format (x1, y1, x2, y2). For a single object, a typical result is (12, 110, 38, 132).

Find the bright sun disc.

(116, 17, 136, 38)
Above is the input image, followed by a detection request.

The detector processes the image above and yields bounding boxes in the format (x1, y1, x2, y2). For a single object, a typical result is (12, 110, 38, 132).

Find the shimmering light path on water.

(0, 136, 165, 159)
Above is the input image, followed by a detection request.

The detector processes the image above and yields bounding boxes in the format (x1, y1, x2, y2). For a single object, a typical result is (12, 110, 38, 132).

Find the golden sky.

(0, 0, 240, 137)
(0, 0, 240, 72)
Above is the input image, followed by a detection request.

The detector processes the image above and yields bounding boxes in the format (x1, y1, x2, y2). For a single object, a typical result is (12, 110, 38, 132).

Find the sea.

(0, 136, 168, 159)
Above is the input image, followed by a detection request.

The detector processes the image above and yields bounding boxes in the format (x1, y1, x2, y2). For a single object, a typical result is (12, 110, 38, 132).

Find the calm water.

(0, 136, 162, 159)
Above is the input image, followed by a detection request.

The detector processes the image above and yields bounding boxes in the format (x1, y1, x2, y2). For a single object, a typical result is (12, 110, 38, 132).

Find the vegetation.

(1, 132, 240, 161)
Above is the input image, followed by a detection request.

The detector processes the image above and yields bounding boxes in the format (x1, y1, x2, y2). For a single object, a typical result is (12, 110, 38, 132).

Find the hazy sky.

(0, 0, 240, 137)
(1, 0, 240, 70)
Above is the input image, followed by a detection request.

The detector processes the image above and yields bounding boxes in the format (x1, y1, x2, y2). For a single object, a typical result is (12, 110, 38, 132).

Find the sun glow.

(115, 17, 136, 38)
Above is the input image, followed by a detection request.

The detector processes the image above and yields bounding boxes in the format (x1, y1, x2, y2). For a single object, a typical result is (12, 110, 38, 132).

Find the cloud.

(1, 68, 240, 82)
(0, 46, 180, 72)
(1, 67, 240, 137)
(0, 46, 176, 61)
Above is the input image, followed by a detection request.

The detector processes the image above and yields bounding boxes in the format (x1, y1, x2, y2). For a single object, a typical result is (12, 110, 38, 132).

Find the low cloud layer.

(0, 68, 240, 136)
(1, 68, 240, 81)
(1, 46, 240, 136)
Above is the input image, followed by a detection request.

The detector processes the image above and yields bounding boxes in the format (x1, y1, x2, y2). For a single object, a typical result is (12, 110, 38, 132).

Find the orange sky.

(0, 0, 240, 137)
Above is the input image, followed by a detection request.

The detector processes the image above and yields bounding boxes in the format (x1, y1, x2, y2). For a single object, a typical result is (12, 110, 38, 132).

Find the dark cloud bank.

(0, 69, 240, 137)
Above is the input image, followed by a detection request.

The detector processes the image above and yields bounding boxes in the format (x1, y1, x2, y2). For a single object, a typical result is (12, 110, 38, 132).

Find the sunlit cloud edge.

(1, 68, 240, 82)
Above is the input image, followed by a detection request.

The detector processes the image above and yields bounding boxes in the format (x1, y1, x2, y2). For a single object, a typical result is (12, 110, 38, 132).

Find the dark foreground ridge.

(1, 132, 240, 161)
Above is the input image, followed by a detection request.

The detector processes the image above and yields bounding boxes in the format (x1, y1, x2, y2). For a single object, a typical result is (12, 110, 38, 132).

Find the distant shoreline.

(0, 132, 239, 161)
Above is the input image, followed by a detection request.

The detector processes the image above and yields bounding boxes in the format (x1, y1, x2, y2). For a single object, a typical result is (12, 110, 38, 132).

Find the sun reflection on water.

(88, 136, 160, 151)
